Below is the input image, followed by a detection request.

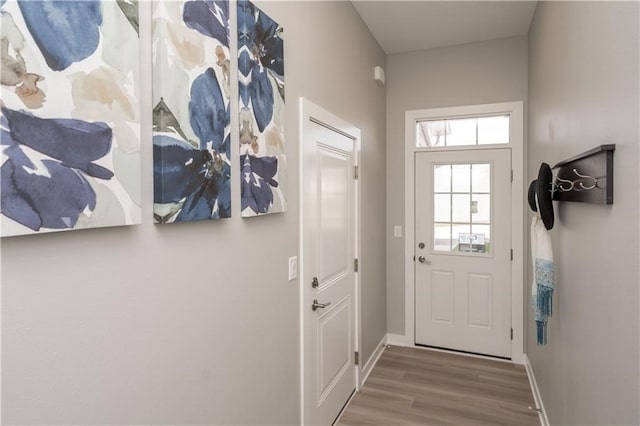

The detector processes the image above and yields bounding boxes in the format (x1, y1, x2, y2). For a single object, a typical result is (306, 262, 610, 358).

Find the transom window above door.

(416, 114, 510, 147)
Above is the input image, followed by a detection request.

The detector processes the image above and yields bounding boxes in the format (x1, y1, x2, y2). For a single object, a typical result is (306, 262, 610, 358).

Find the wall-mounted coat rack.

(552, 144, 615, 204)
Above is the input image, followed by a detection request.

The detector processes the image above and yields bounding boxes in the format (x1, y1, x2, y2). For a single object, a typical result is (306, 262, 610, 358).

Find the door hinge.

(354, 351, 359, 365)
(510, 169, 513, 182)
(510, 249, 513, 261)
(354, 165, 359, 180)
(354, 258, 359, 272)
(511, 328, 514, 340)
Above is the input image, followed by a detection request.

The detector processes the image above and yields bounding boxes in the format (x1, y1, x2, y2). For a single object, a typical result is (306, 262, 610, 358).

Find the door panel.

(468, 274, 492, 328)
(318, 296, 351, 400)
(415, 149, 511, 358)
(432, 271, 454, 323)
(318, 146, 350, 284)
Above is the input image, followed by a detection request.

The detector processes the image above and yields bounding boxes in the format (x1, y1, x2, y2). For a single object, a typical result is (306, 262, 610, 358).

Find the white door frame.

(299, 98, 362, 424)
(403, 101, 525, 364)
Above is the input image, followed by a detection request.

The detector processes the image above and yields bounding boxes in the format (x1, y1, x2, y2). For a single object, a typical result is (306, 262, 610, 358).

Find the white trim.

(355, 121, 362, 396)
(299, 98, 362, 426)
(360, 335, 387, 387)
(385, 335, 514, 364)
(386, 333, 412, 347)
(524, 355, 550, 426)
(404, 101, 525, 364)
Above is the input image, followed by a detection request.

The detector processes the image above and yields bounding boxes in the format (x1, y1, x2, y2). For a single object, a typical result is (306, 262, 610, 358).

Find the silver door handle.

(312, 299, 331, 311)
(417, 256, 431, 265)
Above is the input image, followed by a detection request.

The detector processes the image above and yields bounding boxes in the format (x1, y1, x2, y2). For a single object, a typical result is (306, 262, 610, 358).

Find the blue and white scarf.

(531, 214, 554, 345)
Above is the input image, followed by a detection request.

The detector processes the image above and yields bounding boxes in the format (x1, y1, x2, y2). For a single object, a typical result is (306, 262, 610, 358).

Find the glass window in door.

(433, 163, 491, 254)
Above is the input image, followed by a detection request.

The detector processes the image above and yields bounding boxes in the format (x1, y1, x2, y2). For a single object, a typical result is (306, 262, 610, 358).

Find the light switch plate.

(288, 256, 297, 281)
(394, 225, 402, 238)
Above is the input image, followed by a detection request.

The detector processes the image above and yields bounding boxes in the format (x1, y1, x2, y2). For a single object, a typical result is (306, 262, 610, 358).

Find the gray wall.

(385, 37, 529, 334)
(527, 2, 639, 424)
(1, 2, 387, 424)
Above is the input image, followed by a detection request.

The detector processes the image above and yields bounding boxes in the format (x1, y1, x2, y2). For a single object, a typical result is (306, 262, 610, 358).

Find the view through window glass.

(417, 115, 509, 147)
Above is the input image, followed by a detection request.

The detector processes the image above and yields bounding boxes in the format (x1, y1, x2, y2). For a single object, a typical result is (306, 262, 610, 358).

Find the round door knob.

(418, 256, 431, 265)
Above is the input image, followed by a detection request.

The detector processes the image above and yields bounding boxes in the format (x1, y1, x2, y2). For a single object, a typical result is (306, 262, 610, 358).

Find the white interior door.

(415, 149, 512, 358)
(302, 110, 357, 425)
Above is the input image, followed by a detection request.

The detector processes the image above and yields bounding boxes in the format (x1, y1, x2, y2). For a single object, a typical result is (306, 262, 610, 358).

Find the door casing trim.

(403, 101, 525, 364)
(299, 98, 362, 424)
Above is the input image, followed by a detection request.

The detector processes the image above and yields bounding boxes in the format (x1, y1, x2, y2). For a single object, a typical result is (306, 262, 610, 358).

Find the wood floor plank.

(337, 346, 540, 426)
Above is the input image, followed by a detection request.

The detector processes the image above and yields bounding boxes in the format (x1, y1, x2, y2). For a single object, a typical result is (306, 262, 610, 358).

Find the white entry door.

(415, 149, 512, 358)
(301, 103, 358, 425)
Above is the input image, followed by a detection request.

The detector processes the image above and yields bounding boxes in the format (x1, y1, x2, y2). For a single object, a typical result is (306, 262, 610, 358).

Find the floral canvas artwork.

(0, 0, 141, 237)
(152, 0, 231, 223)
(238, 0, 285, 217)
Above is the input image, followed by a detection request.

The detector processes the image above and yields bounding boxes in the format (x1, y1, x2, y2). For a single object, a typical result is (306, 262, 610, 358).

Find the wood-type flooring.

(337, 345, 540, 426)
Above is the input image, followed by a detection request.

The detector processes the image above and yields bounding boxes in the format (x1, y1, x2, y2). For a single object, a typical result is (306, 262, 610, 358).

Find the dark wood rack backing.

(551, 144, 615, 204)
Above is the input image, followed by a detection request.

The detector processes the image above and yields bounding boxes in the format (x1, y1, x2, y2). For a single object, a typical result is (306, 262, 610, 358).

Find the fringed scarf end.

(536, 285, 553, 317)
(536, 320, 547, 345)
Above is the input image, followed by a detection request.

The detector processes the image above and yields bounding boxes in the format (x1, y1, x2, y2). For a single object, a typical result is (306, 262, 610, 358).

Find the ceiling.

(352, 1, 538, 55)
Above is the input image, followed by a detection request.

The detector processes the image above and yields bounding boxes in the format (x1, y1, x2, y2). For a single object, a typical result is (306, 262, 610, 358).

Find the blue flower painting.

(152, 0, 231, 223)
(238, 0, 286, 217)
(0, 0, 141, 236)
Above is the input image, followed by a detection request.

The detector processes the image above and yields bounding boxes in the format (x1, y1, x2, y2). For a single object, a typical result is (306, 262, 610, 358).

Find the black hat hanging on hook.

(527, 180, 538, 212)
(531, 163, 554, 230)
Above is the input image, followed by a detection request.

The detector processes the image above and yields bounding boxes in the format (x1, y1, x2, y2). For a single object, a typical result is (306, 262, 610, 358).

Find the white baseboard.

(524, 354, 550, 426)
(360, 335, 387, 386)
(386, 333, 412, 347)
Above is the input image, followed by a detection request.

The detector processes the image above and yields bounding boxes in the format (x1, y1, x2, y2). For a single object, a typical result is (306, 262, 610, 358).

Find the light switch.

(394, 225, 402, 238)
(288, 256, 297, 281)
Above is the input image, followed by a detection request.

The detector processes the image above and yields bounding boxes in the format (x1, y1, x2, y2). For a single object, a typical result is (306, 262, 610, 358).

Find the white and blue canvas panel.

(152, 0, 231, 223)
(0, 0, 142, 237)
(237, 0, 286, 217)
